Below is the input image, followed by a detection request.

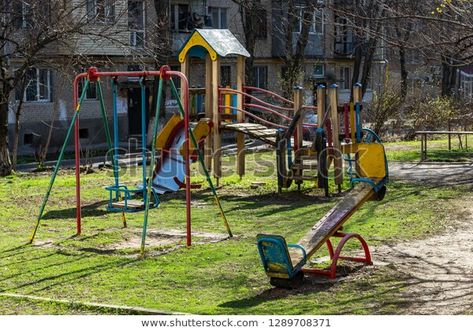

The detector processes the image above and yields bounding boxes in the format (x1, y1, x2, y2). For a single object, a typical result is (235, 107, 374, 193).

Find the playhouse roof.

(178, 29, 250, 63)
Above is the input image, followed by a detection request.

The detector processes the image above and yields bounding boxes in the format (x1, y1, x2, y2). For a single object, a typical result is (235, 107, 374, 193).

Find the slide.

(152, 114, 212, 194)
(257, 142, 388, 287)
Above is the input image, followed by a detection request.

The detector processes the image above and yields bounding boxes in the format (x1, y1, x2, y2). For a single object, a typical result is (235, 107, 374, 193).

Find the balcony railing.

(334, 41, 354, 56)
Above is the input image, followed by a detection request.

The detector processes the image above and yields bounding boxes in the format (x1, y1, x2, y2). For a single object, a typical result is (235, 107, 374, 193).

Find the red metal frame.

(302, 230, 372, 279)
(243, 103, 293, 121)
(73, 67, 192, 246)
(243, 86, 294, 106)
(73, 72, 88, 236)
(220, 87, 294, 113)
(219, 105, 289, 129)
(219, 88, 318, 128)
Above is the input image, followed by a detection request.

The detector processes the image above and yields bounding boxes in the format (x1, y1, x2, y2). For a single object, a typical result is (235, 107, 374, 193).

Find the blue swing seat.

(106, 184, 159, 213)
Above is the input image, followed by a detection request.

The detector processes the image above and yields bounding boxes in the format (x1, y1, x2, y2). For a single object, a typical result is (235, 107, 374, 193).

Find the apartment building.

(8, 0, 364, 157)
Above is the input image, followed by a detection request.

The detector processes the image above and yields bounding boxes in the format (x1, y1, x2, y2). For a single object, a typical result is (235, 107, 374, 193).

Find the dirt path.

(389, 161, 473, 186)
(373, 162, 473, 314)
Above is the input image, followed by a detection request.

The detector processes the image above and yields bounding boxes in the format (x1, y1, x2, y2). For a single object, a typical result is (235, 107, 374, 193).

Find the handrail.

(302, 105, 317, 111)
(243, 86, 294, 105)
(219, 105, 288, 129)
(220, 105, 317, 129)
(221, 88, 317, 113)
(219, 87, 294, 112)
(244, 103, 293, 121)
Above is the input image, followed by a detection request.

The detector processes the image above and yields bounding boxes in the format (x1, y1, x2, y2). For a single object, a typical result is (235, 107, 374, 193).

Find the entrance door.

(127, 87, 149, 136)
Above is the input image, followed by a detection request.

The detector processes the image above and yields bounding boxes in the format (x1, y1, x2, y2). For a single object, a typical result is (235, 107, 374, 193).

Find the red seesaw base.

(302, 230, 372, 279)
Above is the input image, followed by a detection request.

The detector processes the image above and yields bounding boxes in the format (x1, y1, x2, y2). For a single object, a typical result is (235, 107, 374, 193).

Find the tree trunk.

(11, 78, 26, 170)
(11, 108, 20, 170)
(441, 58, 457, 97)
(241, 3, 257, 85)
(360, 38, 378, 96)
(151, 0, 171, 121)
(350, 43, 363, 100)
(399, 45, 408, 101)
(0, 102, 12, 176)
(282, 1, 315, 98)
(37, 97, 58, 169)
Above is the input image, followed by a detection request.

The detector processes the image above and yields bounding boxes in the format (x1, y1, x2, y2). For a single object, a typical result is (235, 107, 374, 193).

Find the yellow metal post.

(329, 84, 343, 188)
(205, 55, 213, 170)
(212, 58, 221, 181)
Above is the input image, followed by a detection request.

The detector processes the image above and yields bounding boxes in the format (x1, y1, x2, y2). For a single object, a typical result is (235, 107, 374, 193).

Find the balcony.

(334, 41, 354, 57)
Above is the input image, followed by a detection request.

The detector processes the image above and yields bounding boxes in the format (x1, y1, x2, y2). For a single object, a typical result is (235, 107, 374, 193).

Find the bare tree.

(0, 0, 127, 175)
(232, 0, 267, 85)
(339, 0, 473, 97)
(330, 0, 386, 98)
(271, 0, 318, 97)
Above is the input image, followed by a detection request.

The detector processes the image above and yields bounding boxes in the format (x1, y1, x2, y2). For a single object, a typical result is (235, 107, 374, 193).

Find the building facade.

(8, 0, 367, 157)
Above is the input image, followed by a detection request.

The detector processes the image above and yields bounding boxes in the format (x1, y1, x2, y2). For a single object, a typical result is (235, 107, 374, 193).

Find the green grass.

(384, 138, 473, 162)
(0, 151, 471, 314)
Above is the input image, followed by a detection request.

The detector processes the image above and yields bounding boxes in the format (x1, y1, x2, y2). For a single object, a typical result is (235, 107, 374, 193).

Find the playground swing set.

(28, 65, 232, 255)
(27, 29, 390, 288)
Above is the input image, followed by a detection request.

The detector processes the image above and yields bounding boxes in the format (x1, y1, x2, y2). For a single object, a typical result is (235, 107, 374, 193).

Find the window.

(79, 128, 89, 139)
(339, 66, 351, 90)
(406, 49, 420, 64)
(78, 79, 98, 100)
(460, 71, 473, 99)
(21, 1, 32, 28)
(334, 16, 354, 55)
(170, 65, 181, 89)
(209, 7, 227, 29)
(24, 133, 34, 145)
(253, 66, 268, 89)
(87, 0, 115, 24)
(221, 66, 231, 87)
(170, 4, 190, 31)
(293, 6, 323, 34)
(314, 64, 325, 78)
(128, 0, 145, 48)
(12, 0, 46, 29)
(16, 68, 52, 102)
(255, 6, 267, 39)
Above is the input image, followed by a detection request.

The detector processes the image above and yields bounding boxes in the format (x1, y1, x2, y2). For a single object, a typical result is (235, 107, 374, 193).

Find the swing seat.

(106, 184, 159, 213)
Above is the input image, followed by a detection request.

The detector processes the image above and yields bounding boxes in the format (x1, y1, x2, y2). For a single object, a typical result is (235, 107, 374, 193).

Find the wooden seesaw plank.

(288, 183, 375, 265)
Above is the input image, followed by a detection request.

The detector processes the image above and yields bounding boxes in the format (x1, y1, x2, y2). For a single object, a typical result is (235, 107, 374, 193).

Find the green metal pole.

(169, 80, 233, 237)
(96, 79, 121, 201)
(29, 80, 90, 243)
(96, 80, 115, 159)
(140, 77, 164, 257)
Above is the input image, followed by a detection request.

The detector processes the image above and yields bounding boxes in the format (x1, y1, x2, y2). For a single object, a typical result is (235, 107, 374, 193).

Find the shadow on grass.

(42, 200, 109, 220)
(0, 252, 140, 296)
(219, 266, 368, 311)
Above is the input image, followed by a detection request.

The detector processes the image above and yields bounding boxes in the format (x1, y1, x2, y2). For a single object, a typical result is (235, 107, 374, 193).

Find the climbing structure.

(178, 29, 329, 192)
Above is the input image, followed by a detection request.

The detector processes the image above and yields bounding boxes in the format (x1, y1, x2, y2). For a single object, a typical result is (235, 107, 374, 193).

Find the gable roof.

(178, 29, 250, 63)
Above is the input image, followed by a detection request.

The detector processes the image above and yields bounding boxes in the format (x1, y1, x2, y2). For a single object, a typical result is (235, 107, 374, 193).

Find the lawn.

(384, 138, 473, 162)
(0, 151, 471, 314)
